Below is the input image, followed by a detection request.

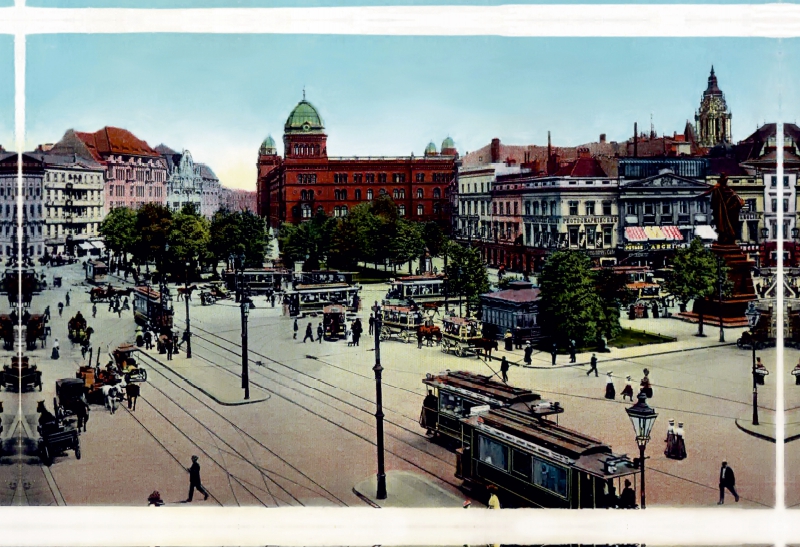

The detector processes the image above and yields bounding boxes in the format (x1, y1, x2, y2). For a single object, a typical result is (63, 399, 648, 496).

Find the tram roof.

(424, 370, 540, 404)
(383, 304, 415, 313)
(134, 286, 161, 299)
(442, 316, 477, 325)
(293, 283, 356, 291)
(393, 274, 446, 283)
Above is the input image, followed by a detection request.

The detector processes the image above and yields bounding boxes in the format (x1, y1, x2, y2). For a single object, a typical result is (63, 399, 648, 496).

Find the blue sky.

(27, 35, 783, 190)
(0, 36, 12, 149)
(26, 0, 780, 6)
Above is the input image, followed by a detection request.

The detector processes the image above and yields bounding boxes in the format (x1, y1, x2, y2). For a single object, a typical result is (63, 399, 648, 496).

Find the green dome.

(285, 99, 325, 134)
(259, 135, 277, 154)
(425, 141, 437, 155)
(441, 136, 455, 150)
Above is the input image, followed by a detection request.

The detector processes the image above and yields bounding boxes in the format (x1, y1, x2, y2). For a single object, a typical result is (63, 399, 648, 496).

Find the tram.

(293, 270, 356, 288)
(85, 260, 108, 285)
(323, 304, 347, 340)
(133, 286, 174, 333)
(385, 273, 447, 304)
(420, 370, 560, 443)
(283, 283, 362, 317)
(223, 268, 293, 295)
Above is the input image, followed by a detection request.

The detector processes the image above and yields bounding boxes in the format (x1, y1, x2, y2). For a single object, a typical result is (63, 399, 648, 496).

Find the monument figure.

(703, 173, 744, 244)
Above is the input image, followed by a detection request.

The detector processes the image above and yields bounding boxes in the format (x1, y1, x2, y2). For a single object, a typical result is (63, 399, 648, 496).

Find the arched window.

(433, 203, 441, 214)
(301, 203, 312, 218)
(416, 188, 423, 199)
(380, 188, 387, 196)
(433, 187, 441, 199)
(417, 204, 424, 216)
(393, 189, 400, 200)
(367, 189, 373, 200)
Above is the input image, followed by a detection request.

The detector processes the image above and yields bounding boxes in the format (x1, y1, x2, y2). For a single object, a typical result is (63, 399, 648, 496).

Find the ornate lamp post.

(184, 260, 192, 359)
(625, 392, 658, 509)
(745, 302, 761, 426)
(372, 301, 387, 499)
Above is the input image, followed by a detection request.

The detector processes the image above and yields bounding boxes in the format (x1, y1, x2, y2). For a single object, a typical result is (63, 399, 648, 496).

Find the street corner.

(353, 470, 469, 508)
(735, 409, 777, 443)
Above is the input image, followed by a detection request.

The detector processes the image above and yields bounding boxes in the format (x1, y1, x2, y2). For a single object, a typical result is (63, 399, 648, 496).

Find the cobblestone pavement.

(2, 262, 779, 507)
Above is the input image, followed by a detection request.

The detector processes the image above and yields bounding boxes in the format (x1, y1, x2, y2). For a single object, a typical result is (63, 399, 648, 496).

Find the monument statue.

(702, 173, 744, 245)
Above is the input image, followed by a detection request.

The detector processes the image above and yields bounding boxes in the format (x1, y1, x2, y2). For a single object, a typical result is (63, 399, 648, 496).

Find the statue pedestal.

(678, 243, 756, 327)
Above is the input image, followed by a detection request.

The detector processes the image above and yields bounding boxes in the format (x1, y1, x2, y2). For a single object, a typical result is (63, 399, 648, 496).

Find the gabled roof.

(154, 143, 178, 156)
(197, 163, 218, 181)
(74, 126, 160, 159)
(620, 170, 711, 190)
(553, 156, 608, 178)
(49, 129, 103, 166)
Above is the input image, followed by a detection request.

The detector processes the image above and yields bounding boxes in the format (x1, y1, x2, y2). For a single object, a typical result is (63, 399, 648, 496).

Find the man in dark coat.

(587, 354, 598, 377)
(165, 337, 173, 360)
(550, 343, 557, 366)
(569, 339, 576, 363)
(523, 343, 533, 366)
(352, 318, 363, 346)
(293, 318, 298, 339)
(619, 479, 636, 508)
(368, 314, 375, 335)
(718, 460, 739, 504)
(500, 356, 509, 383)
(317, 323, 323, 343)
(186, 455, 209, 502)
(303, 322, 314, 343)
(417, 328, 424, 349)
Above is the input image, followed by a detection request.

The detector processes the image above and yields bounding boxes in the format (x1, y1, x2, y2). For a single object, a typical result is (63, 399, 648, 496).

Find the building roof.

(260, 135, 277, 155)
(703, 66, 723, 97)
(707, 156, 748, 177)
(154, 143, 178, 155)
(441, 136, 455, 150)
(553, 156, 608, 177)
(48, 129, 105, 167)
(482, 286, 541, 304)
(285, 99, 325, 134)
(425, 141, 437, 155)
(74, 126, 160, 160)
(197, 163, 219, 181)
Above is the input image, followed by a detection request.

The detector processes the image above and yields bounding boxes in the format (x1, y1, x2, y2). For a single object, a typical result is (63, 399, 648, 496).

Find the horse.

(125, 383, 140, 411)
(421, 301, 441, 318)
(472, 338, 499, 359)
(101, 384, 123, 414)
(176, 285, 198, 302)
(419, 324, 442, 346)
(37, 400, 58, 430)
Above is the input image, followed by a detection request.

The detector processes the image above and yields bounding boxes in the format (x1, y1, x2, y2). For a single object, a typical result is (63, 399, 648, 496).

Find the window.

(585, 201, 595, 215)
(662, 202, 672, 215)
(603, 225, 613, 246)
(569, 201, 579, 216)
(679, 201, 689, 214)
(784, 198, 790, 213)
(355, 189, 362, 200)
(393, 188, 405, 199)
(378, 173, 387, 183)
(433, 188, 441, 199)
(366, 173, 375, 183)
(481, 202, 486, 215)
(334, 173, 348, 184)
(398, 205, 406, 216)
(770, 175, 777, 187)
(533, 459, 568, 497)
(493, 203, 497, 215)
(512, 450, 532, 478)
(541, 201, 548, 215)
(514, 202, 518, 215)
(297, 174, 317, 184)
(417, 204, 424, 216)
(587, 228, 596, 247)
(785, 176, 790, 187)
(417, 188, 423, 199)
(477, 435, 508, 471)
(380, 188, 387, 196)
(746, 199, 757, 212)
(433, 203, 441, 214)
(525, 202, 531, 215)
(353, 174, 363, 183)
(392, 173, 406, 183)
(416, 173, 425, 182)
(367, 189, 373, 200)
(532, 202, 539, 215)
(301, 204, 312, 218)
(602, 201, 612, 215)
(644, 202, 654, 215)
(772, 198, 778, 212)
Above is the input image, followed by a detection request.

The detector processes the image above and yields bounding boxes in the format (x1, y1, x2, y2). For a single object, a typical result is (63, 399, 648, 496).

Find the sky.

(0, 37, 12, 149)
(26, 0, 781, 6)
(26, 35, 785, 191)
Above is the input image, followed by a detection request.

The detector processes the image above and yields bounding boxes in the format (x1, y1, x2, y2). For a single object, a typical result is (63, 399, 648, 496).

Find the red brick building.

(256, 97, 456, 229)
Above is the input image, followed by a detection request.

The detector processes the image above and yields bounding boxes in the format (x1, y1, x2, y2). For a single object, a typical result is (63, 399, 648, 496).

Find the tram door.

(579, 472, 595, 508)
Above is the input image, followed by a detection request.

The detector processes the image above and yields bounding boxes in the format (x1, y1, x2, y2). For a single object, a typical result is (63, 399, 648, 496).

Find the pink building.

(220, 187, 257, 213)
(72, 127, 168, 213)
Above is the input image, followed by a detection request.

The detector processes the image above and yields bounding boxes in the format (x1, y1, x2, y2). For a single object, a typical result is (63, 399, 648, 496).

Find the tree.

(168, 206, 211, 278)
(594, 268, 625, 341)
(666, 237, 728, 336)
(444, 240, 489, 315)
(209, 209, 270, 269)
(278, 211, 330, 270)
(421, 222, 446, 258)
(135, 204, 173, 273)
(538, 250, 608, 347)
(391, 220, 425, 273)
(99, 207, 137, 269)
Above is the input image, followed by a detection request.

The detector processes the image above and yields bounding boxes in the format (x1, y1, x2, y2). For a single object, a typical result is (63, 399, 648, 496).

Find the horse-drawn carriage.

(89, 285, 132, 303)
(380, 305, 426, 343)
(37, 399, 80, 466)
(2, 355, 42, 391)
(323, 305, 348, 340)
(200, 283, 230, 306)
(110, 343, 147, 382)
(440, 316, 484, 357)
(67, 312, 93, 346)
(25, 313, 48, 350)
(0, 314, 13, 350)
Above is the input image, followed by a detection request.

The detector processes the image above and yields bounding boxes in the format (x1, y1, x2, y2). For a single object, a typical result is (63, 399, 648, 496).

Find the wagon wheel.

(74, 439, 81, 460)
(380, 326, 391, 341)
(400, 330, 411, 343)
(139, 368, 147, 382)
(441, 339, 450, 353)
(454, 341, 464, 357)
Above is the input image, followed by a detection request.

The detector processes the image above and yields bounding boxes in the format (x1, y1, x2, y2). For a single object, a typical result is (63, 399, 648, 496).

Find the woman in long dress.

(664, 418, 675, 458)
(604, 372, 616, 400)
(621, 375, 634, 401)
(674, 422, 687, 460)
(640, 368, 653, 398)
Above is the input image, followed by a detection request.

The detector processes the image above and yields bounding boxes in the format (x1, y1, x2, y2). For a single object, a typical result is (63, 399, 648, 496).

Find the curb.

(734, 418, 800, 443)
(351, 487, 381, 508)
(137, 352, 269, 407)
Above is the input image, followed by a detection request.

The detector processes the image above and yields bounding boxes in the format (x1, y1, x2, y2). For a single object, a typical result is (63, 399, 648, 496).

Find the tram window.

(439, 392, 476, 416)
(478, 435, 509, 471)
(512, 450, 532, 479)
(533, 458, 568, 497)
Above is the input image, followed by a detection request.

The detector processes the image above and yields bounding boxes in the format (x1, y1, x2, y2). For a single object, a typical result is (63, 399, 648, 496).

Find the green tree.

(279, 211, 330, 270)
(168, 206, 211, 277)
(135, 203, 173, 274)
(538, 250, 608, 346)
(391, 220, 425, 273)
(421, 222, 446, 258)
(99, 206, 137, 269)
(444, 240, 489, 315)
(666, 237, 728, 336)
(209, 209, 269, 269)
(594, 268, 625, 341)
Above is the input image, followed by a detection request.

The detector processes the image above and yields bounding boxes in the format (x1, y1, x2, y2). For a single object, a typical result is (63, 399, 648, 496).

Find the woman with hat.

(621, 376, 634, 401)
(504, 330, 513, 351)
(604, 372, 615, 400)
(674, 421, 687, 460)
(664, 419, 675, 457)
(640, 368, 653, 398)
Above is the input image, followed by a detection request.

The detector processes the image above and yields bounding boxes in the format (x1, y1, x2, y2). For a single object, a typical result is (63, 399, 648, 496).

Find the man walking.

(500, 356, 509, 383)
(569, 339, 576, 363)
(718, 460, 739, 504)
(165, 336, 174, 361)
(293, 318, 298, 339)
(303, 322, 314, 343)
(92, 303, 97, 318)
(65, 291, 70, 307)
(550, 342, 557, 366)
(186, 455, 209, 502)
(417, 328, 424, 349)
(317, 322, 323, 343)
(368, 313, 374, 336)
(523, 342, 533, 366)
(58, 302, 63, 317)
(587, 353, 598, 377)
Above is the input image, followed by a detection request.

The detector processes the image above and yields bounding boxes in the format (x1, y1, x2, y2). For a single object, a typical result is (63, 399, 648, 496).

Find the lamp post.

(236, 253, 250, 400)
(625, 392, 658, 509)
(745, 302, 761, 426)
(372, 302, 387, 499)
(184, 260, 192, 359)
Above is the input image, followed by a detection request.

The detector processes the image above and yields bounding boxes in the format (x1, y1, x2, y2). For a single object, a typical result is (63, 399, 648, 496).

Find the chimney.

(547, 131, 552, 159)
(634, 122, 638, 157)
(490, 138, 501, 163)
(600, 133, 606, 143)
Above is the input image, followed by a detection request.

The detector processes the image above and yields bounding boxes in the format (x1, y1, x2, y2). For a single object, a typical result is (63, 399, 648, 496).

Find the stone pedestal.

(688, 243, 756, 327)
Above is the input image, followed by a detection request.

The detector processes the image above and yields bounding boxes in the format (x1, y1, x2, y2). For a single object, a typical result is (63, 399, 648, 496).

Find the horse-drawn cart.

(440, 316, 484, 357)
(111, 343, 147, 382)
(67, 312, 92, 346)
(38, 420, 80, 465)
(2, 355, 42, 391)
(380, 305, 424, 343)
(323, 305, 347, 340)
(25, 313, 48, 350)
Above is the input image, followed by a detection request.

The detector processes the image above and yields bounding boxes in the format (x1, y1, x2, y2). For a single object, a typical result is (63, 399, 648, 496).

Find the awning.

(78, 243, 93, 251)
(91, 241, 105, 249)
(694, 225, 718, 241)
(644, 226, 666, 241)
(625, 227, 647, 242)
(661, 226, 684, 241)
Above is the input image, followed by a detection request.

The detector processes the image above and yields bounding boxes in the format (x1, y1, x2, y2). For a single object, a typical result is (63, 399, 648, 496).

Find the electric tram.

(385, 273, 447, 304)
(283, 284, 362, 317)
(223, 268, 293, 295)
(133, 286, 174, 333)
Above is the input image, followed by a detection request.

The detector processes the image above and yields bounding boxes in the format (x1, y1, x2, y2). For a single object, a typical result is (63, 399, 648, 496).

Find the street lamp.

(184, 260, 192, 359)
(372, 301, 387, 500)
(625, 392, 658, 509)
(744, 301, 761, 426)
(234, 252, 251, 400)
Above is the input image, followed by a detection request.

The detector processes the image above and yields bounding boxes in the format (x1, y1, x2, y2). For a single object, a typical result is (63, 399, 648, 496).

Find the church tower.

(695, 66, 733, 147)
(283, 93, 327, 159)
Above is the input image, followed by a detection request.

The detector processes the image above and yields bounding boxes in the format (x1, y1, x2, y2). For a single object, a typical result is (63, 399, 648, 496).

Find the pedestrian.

(587, 354, 598, 376)
(65, 291, 70, 307)
(44, 305, 50, 321)
(293, 318, 298, 339)
(793, 358, 800, 385)
(674, 421, 687, 460)
(317, 322, 323, 343)
(417, 327, 423, 349)
(523, 342, 533, 366)
(109, 299, 114, 313)
(487, 485, 501, 509)
(51, 338, 60, 360)
(58, 302, 63, 317)
(755, 357, 768, 385)
(92, 303, 97, 318)
(165, 337, 174, 360)
(186, 455, 209, 502)
(75, 394, 89, 432)
(664, 418, 676, 457)
(604, 372, 615, 400)
(718, 460, 739, 504)
(640, 368, 653, 398)
(301, 322, 313, 343)
(353, 318, 363, 346)
(550, 342, 557, 366)
(619, 479, 637, 509)
(500, 356, 509, 383)
(117, 304, 123, 318)
(144, 330, 153, 350)
(569, 339, 576, 363)
(504, 330, 513, 351)
(621, 375, 634, 400)
(270, 293, 276, 307)
(80, 342, 89, 360)
(136, 325, 144, 347)
(514, 331, 522, 350)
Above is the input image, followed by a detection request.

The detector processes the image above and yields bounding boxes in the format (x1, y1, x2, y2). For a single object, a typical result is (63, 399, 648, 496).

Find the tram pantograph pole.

(373, 304, 387, 500)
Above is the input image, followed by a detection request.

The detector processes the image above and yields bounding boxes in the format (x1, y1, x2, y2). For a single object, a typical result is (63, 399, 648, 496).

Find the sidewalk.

(136, 345, 270, 406)
(353, 470, 468, 508)
(736, 408, 800, 443)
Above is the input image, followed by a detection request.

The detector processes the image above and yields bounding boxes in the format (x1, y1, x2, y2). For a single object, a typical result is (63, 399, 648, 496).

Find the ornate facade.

(695, 67, 733, 148)
(156, 145, 204, 214)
